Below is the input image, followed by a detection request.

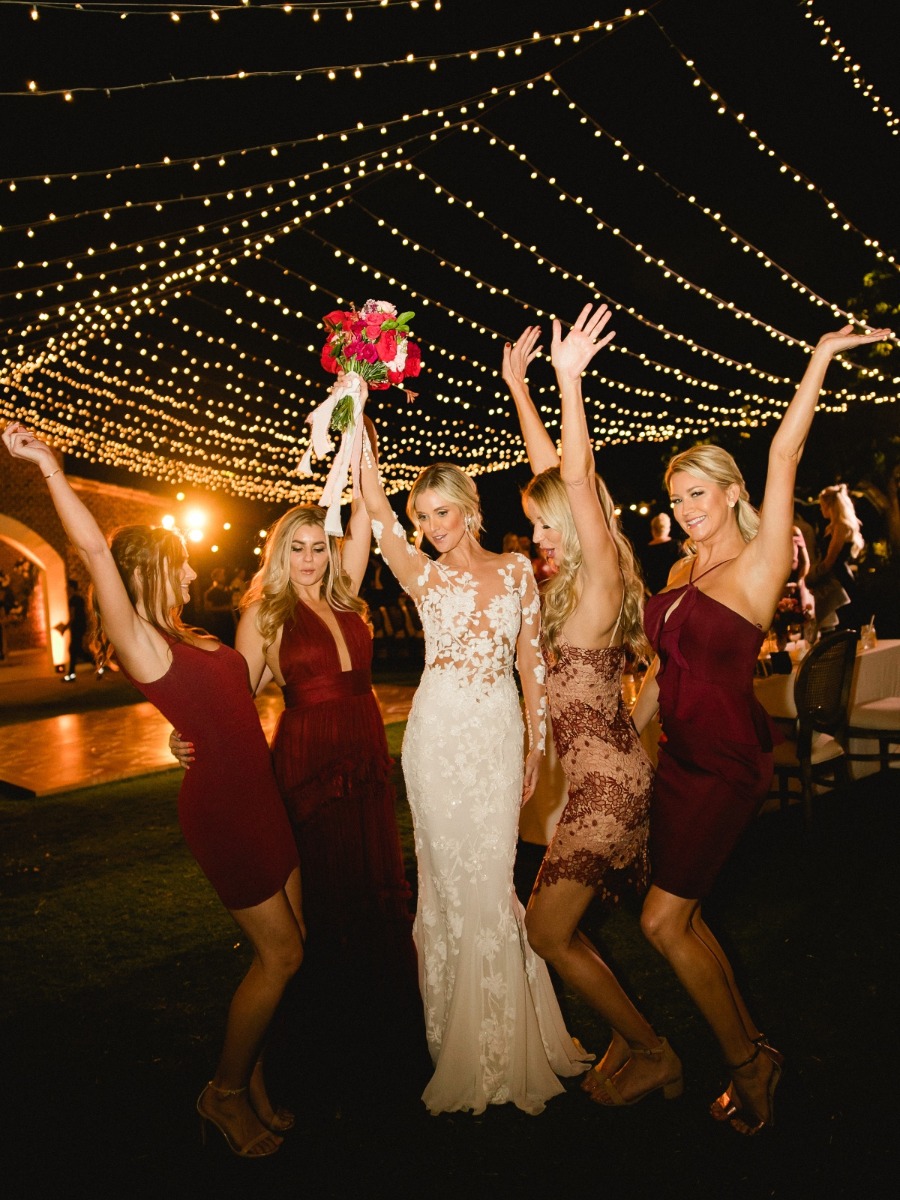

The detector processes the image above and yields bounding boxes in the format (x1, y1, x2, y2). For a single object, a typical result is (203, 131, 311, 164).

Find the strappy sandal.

(715, 1042, 783, 1135)
(197, 1082, 283, 1158)
(710, 1036, 784, 1122)
(583, 1037, 683, 1107)
(251, 1061, 295, 1133)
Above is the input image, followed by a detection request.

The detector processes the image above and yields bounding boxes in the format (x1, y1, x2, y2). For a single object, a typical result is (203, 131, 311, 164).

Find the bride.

(359, 420, 591, 1115)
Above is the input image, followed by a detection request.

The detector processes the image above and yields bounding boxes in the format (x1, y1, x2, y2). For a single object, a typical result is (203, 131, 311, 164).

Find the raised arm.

(358, 417, 426, 595)
(502, 326, 560, 474)
(515, 560, 547, 805)
(743, 325, 893, 601)
(552, 303, 623, 635)
(2, 421, 169, 680)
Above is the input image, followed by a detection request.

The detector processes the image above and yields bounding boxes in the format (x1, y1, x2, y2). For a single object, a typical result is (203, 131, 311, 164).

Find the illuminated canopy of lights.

(1, 2, 897, 507)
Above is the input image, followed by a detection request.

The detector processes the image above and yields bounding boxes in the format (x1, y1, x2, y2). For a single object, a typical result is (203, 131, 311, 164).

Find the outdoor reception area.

(1, 1, 898, 1196)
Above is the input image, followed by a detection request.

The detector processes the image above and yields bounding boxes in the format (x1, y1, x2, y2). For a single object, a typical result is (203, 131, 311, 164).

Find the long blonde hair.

(818, 483, 864, 558)
(523, 468, 650, 663)
(406, 463, 483, 547)
(242, 504, 367, 646)
(91, 524, 205, 667)
(665, 444, 760, 552)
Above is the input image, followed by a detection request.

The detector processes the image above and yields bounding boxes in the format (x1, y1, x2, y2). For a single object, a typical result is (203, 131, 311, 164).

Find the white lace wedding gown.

(374, 516, 591, 1115)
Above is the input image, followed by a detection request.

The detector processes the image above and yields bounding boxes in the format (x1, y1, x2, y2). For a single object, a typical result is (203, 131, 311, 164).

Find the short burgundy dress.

(124, 637, 299, 910)
(644, 571, 777, 899)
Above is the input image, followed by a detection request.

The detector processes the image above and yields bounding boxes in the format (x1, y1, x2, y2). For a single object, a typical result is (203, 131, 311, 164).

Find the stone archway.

(0, 514, 68, 669)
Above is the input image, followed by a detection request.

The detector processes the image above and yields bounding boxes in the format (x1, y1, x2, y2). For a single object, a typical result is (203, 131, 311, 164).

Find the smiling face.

(524, 498, 564, 569)
(668, 470, 738, 543)
(413, 489, 468, 555)
(288, 523, 330, 593)
(175, 556, 197, 605)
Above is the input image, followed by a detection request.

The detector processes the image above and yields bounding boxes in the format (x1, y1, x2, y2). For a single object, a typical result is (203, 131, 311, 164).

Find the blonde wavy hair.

(406, 463, 483, 547)
(665, 444, 760, 551)
(523, 468, 651, 664)
(818, 483, 864, 558)
(91, 524, 207, 667)
(242, 504, 367, 646)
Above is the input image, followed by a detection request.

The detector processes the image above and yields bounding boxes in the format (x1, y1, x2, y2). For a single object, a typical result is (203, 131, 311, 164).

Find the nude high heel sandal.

(710, 1036, 784, 1123)
(197, 1082, 283, 1158)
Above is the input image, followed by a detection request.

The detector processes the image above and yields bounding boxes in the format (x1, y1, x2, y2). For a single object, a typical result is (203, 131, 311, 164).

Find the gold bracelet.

(44, 468, 61, 480)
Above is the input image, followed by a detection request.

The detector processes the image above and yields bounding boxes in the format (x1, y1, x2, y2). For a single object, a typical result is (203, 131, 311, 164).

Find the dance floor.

(0, 680, 416, 798)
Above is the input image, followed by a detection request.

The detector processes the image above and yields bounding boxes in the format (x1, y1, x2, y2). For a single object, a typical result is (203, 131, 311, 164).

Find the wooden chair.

(846, 696, 900, 773)
(771, 629, 859, 825)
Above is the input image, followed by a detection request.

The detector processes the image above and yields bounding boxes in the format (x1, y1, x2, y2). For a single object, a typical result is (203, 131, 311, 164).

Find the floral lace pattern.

(372, 518, 588, 1113)
(534, 640, 652, 904)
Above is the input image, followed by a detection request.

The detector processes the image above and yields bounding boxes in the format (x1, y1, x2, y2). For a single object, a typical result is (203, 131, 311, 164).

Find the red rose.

(376, 329, 397, 363)
(320, 343, 341, 374)
(404, 341, 422, 377)
(323, 309, 352, 332)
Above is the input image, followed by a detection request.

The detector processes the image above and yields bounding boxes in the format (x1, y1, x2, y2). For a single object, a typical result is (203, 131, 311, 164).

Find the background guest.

(641, 512, 683, 595)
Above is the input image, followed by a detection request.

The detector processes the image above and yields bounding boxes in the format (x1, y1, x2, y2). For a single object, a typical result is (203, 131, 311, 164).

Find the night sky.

(1, 0, 897, 555)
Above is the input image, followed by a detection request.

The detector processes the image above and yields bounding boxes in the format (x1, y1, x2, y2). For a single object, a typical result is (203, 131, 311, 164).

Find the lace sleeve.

(514, 555, 547, 754)
(370, 509, 429, 597)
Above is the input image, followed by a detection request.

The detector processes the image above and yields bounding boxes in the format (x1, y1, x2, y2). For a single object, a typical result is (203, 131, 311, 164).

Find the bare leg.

(199, 869, 304, 1156)
(641, 884, 779, 1131)
(248, 869, 305, 1132)
(526, 879, 681, 1104)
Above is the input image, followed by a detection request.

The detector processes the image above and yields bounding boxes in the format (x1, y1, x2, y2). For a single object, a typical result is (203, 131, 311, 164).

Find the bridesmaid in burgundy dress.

(2, 421, 304, 1160)
(235, 496, 416, 1001)
(631, 325, 893, 1135)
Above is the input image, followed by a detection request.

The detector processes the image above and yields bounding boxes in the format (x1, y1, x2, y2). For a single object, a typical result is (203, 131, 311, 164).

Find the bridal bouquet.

(320, 299, 421, 431)
(299, 299, 422, 535)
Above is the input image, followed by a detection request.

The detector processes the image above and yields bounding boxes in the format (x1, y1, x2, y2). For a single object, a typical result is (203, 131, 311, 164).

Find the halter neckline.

(688, 557, 735, 586)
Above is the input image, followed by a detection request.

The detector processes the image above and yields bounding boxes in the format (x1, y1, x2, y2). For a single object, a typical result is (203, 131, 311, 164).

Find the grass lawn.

(1, 741, 895, 1199)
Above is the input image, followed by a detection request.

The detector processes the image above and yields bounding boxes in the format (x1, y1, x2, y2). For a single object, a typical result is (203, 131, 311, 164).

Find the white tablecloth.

(754, 638, 900, 777)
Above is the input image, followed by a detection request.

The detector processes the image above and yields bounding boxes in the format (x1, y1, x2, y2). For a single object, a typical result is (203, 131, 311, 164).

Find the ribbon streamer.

(297, 371, 368, 536)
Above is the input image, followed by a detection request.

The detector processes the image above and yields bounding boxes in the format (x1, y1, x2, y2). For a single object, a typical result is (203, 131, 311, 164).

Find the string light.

(802, 0, 898, 136)
(3, 17, 627, 98)
(650, 14, 898, 272)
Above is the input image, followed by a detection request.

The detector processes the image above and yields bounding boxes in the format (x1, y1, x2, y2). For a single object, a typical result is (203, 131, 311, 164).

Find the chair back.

(793, 630, 859, 748)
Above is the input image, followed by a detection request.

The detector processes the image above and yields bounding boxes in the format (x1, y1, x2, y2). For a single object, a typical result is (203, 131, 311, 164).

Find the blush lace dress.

(373, 516, 591, 1115)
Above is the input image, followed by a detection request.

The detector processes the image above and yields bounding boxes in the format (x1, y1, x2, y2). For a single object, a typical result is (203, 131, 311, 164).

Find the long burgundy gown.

(644, 568, 777, 899)
(271, 602, 415, 977)
(124, 637, 298, 910)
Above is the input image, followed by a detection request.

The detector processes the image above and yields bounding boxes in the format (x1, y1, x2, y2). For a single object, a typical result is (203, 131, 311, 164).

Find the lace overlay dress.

(534, 640, 652, 904)
(373, 516, 591, 1115)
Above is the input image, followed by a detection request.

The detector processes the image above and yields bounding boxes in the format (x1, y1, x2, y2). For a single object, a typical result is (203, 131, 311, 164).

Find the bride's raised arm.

(358, 416, 426, 595)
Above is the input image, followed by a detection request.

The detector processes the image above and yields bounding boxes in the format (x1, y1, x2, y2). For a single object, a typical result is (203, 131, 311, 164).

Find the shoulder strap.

(689, 557, 735, 586)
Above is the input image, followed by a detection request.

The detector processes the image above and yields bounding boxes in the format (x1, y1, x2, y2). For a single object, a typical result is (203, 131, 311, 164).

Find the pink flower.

(351, 341, 379, 364)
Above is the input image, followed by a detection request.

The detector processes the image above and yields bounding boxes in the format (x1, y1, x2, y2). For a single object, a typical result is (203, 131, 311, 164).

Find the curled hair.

(406, 463, 483, 546)
(818, 483, 864, 558)
(523, 468, 651, 664)
(91, 524, 203, 667)
(242, 503, 367, 647)
(665, 443, 760, 551)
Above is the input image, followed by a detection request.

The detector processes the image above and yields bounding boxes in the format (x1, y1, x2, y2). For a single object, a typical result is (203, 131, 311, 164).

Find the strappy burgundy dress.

(124, 638, 299, 910)
(644, 565, 777, 898)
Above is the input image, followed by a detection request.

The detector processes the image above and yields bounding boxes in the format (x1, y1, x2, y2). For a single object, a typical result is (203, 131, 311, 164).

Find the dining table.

(754, 637, 900, 779)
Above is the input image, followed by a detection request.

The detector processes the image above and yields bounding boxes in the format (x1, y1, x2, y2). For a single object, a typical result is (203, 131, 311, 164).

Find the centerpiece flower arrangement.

(298, 299, 422, 534)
